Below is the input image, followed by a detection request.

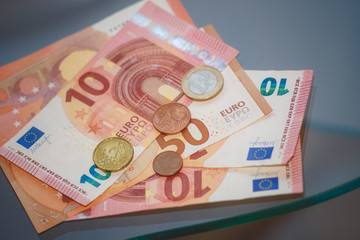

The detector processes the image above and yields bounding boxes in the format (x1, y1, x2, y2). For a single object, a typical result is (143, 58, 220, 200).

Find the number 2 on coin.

(156, 118, 209, 155)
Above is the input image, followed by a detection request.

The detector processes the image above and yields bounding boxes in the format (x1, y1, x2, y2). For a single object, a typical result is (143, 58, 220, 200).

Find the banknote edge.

(281, 69, 313, 164)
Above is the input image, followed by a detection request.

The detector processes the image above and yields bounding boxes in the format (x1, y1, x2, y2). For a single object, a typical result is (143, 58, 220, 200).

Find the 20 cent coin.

(93, 137, 134, 172)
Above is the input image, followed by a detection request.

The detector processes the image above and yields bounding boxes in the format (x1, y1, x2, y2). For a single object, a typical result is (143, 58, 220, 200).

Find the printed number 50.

(156, 118, 209, 155)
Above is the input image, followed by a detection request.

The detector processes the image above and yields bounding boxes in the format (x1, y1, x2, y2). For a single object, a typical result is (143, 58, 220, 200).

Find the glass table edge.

(130, 175, 360, 239)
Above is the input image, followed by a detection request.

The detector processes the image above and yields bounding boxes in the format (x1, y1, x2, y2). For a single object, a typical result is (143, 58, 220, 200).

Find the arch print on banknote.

(107, 39, 193, 122)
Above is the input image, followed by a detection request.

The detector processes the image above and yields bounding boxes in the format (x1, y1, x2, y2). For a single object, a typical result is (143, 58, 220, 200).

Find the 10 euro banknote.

(0, 2, 240, 206)
(183, 69, 312, 168)
(69, 139, 303, 221)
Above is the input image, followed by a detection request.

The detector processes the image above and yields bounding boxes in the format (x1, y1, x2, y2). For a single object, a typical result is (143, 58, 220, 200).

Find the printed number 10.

(66, 72, 110, 107)
(260, 78, 289, 96)
(80, 164, 111, 188)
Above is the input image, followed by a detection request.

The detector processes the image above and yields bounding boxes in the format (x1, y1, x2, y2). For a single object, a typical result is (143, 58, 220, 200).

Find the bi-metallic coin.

(181, 65, 224, 101)
(93, 137, 134, 172)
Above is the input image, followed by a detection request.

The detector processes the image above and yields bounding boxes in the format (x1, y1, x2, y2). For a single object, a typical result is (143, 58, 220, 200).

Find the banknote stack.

(0, 0, 312, 233)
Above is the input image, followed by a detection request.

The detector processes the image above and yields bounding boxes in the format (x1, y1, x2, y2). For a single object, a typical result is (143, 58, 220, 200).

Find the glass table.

(0, 0, 359, 239)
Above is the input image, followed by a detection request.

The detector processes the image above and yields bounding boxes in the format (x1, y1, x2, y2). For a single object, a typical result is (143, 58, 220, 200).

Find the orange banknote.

(0, 1, 273, 234)
(0, 1, 239, 205)
(0, 0, 194, 232)
(69, 139, 303, 220)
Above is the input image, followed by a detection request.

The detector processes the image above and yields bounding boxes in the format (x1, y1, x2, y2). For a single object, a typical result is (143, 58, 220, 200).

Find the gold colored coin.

(93, 137, 134, 172)
(181, 65, 224, 101)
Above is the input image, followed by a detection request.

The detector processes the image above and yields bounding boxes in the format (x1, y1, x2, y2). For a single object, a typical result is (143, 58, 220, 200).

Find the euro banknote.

(0, 0, 191, 146)
(0, 2, 240, 206)
(0, 0, 192, 81)
(0, 0, 191, 204)
(69, 138, 303, 220)
(183, 69, 312, 168)
(0, 2, 257, 232)
(0, 66, 288, 233)
(0, 0, 195, 232)
(0, 2, 272, 233)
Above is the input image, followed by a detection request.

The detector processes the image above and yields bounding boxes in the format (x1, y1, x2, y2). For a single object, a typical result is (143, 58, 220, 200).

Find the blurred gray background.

(0, 0, 360, 239)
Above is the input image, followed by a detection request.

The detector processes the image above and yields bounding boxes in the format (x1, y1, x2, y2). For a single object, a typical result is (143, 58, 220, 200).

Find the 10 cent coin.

(93, 137, 134, 172)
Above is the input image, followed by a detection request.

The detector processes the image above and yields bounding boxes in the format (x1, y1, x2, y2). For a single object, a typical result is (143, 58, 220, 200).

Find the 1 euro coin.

(181, 65, 224, 101)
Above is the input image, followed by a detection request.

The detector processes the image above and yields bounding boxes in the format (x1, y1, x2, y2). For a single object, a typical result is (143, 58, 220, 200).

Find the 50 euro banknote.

(0, 2, 242, 206)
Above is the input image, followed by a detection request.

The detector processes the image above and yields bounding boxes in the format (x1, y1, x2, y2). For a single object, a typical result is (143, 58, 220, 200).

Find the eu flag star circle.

(24, 132, 38, 143)
(259, 179, 273, 190)
(253, 148, 267, 159)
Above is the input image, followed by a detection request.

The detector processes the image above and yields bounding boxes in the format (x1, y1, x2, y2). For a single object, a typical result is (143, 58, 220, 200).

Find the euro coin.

(153, 151, 183, 177)
(93, 137, 133, 171)
(181, 65, 224, 101)
(152, 102, 191, 134)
